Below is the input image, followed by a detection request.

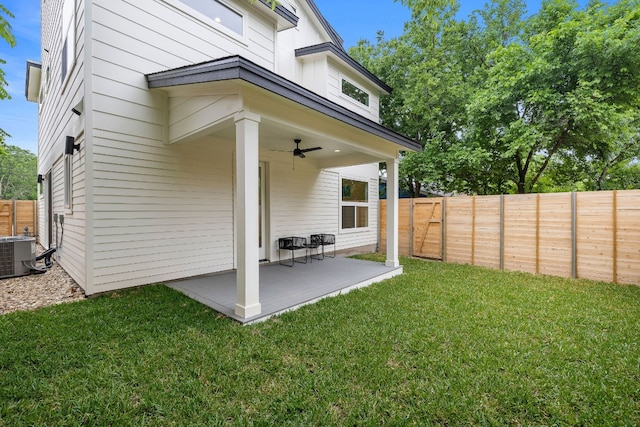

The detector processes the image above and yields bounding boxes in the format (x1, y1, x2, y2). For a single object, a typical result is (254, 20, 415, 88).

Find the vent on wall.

(0, 236, 36, 279)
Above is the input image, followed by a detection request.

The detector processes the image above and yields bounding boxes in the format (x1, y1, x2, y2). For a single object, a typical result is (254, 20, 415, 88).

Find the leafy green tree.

(351, 0, 527, 195)
(248, 0, 278, 9)
(0, 145, 37, 200)
(354, 0, 640, 195)
(0, 3, 15, 152)
(468, 0, 640, 193)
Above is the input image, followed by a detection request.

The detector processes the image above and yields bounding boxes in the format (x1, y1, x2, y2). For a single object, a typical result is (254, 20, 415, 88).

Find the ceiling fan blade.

(300, 146, 322, 153)
(298, 152, 306, 158)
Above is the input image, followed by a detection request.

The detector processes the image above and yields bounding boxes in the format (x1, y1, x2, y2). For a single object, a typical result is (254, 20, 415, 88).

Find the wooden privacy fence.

(380, 190, 640, 285)
(0, 200, 38, 237)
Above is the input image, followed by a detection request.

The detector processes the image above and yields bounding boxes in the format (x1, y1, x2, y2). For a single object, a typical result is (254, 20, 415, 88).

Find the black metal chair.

(307, 234, 322, 262)
(310, 234, 335, 260)
(278, 237, 308, 267)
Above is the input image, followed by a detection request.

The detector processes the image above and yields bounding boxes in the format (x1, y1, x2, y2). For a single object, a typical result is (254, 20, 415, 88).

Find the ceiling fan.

(292, 139, 322, 158)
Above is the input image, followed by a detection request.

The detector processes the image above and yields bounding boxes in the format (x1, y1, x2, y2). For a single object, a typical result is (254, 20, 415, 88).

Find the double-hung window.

(341, 178, 369, 230)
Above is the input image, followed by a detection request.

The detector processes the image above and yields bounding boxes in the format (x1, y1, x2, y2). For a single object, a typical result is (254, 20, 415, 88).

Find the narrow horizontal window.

(341, 78, 369, 107)
(180, 0, 243, 36)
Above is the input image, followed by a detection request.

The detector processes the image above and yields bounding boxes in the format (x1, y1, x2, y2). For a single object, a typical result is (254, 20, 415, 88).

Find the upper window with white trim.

(61, 0, 76, 84)
(180, 0, 244, 36)
(341, 78, 370, 107)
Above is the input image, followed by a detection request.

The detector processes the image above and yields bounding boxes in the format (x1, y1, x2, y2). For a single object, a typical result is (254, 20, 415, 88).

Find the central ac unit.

(0, 236, 36, 279)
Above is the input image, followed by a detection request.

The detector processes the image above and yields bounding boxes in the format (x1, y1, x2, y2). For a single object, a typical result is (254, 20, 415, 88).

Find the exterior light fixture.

(65, 136, 80, 155)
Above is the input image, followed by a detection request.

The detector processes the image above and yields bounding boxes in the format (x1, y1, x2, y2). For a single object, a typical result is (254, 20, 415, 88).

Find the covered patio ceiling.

(202, 116, 394, 169)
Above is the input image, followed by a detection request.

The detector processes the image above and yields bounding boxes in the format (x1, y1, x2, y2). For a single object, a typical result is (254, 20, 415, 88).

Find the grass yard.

(1, 255, 639, 426)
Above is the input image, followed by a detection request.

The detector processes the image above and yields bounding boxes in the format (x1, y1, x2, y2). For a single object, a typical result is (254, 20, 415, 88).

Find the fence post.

(12, 199, 17, 236)
(377, 199, 381, 253)
(499, 194, 504, 270)
(613, 190, 618, 284)
(571, 192, 577, 279)
(471, 196, 476, 265)
(33, 200, 37, 239)
(536, 193, 540, 275)
(442, 198, 447, 262)
(409, 199, 414, 257)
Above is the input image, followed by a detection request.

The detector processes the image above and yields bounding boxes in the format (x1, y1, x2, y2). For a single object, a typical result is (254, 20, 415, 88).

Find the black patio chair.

(310, 234, 335, 260)
(278, 236, 308, 267)
(307, 234, 322, 262)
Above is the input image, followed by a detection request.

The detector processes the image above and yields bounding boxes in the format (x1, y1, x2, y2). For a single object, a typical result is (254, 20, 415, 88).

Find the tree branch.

(530, 130, 569, 190)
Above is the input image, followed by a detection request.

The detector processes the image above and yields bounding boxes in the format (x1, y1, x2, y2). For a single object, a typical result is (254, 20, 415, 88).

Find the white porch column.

(386, 156, 400, 268)
(234, 111, 262, 318)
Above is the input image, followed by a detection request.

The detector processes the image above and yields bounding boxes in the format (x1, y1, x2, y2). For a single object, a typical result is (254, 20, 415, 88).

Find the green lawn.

(1, 255, 639, 426)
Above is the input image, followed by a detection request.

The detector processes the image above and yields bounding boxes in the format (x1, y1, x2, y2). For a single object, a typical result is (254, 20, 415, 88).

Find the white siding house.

(28, 0, 419, 319)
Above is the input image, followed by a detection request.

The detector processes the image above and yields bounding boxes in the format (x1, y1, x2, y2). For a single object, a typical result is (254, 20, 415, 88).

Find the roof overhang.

(295, 42, 392, 94)
(146, 56, 418, 152)
(257, 0, 298, 31)
(25, 60, 41, 103)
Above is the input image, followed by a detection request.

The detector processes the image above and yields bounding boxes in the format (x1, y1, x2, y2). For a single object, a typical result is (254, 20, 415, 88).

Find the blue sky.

(1, 0, 590, 155)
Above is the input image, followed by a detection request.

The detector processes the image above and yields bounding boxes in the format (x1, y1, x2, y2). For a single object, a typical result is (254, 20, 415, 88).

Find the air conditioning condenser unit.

(0, 236, 36, 279)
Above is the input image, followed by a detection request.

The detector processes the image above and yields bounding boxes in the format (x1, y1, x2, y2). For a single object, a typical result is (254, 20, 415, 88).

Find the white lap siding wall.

(40, 0, 382, 294)
(84, 0, 277, 294)
(269, 160, 379, 256)
(38, 0, 87, 289)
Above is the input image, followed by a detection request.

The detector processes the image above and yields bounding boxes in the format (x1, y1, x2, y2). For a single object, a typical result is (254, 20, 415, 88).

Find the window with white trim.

(64, 155, 72, 210)
(341, 78, 369, 107)
(341, 178, 368, 229)
(61, 0, 76, 84)
(179, 0, 244, 36)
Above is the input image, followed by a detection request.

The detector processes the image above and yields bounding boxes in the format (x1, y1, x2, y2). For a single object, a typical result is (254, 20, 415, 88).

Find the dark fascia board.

(25, 60, 42, 102)
(305, 0, 344, 47)
(257, 0, 298, 29)
(146, 56, 419, 152)
(295, 42, 392, 94)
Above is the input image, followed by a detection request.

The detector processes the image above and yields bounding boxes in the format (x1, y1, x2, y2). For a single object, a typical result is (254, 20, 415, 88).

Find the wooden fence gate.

(412, 199, 443, 259)
(379, 198, 444, 260)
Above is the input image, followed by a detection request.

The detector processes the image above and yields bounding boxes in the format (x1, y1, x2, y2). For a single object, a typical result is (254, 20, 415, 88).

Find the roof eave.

(25, 60, 42, 103)
(146, 56, 419, 152)
(257, 0, 298, 31)
(295, 42, 392, 94)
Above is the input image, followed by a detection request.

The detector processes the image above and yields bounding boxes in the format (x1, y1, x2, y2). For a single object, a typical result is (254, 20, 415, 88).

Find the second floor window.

(181, 0, 244, 36)
(341, 78, 369, 107)
(61, 0, 76, 84)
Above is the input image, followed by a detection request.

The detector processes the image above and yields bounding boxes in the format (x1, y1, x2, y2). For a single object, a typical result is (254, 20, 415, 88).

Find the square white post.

(234, 111, 262, 318)
(386, 156, 400, 268)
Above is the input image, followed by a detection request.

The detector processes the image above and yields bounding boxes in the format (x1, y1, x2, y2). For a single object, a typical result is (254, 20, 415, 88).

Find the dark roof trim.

(258, 0, 298, 28)
(295, 42, 392, 94)
(305, 0, 344, 47)
(146, 56, 419, 152)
